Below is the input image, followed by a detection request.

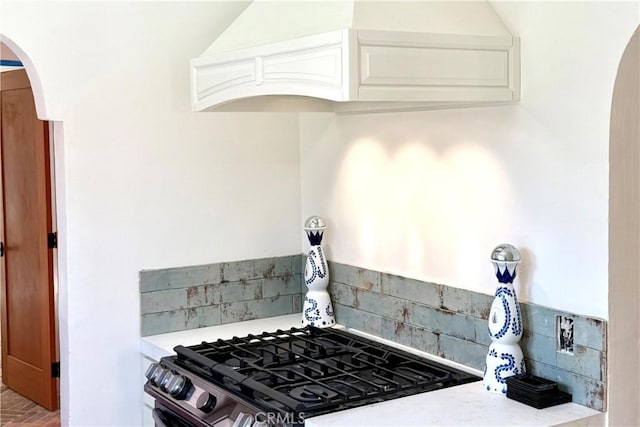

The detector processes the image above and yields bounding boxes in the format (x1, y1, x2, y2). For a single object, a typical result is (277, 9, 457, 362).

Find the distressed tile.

(352, 310, 384, 336)
(279, 256, 297, 277)
(141, 289, 187, 314)
(439, 335, 487, 371)
(556, 345, 605, 381)
(379, 318, 412, 347)
(263, 276, 301, 298)
(356, 290, 411, 323)
(220, 260, 255, 282)
(185, 305, 221, 329)
(329, 282, 357, 307)
(332, 303, 384, 335)
(140, 264, 221, 292)
(521, 330, 557, 366)
(441, 286, 473, 314)
(254, 256, 294, 279)
(218, 279, 263, 303)
(293, 255, 305, 275)
(329, 262, 381, 292)
(185, 286, 206, 307)
(469, 291, 493, 320)
(293, 294, 303, 312)
(411, 326, 440, 355)
(574, 316, 606, 352)
(141, 310, 187, 336)
(520, 303, 557, 337)
(221, 295, 293, 324)
(411, 304, 475, 341)
(573, 374, 606, 412)
(474, 317, 492, 346)
(204, 284, 220, 305)
(380, 273, 441, 307)
(528, 361, 604, 411)
(334, 303, 362, 330)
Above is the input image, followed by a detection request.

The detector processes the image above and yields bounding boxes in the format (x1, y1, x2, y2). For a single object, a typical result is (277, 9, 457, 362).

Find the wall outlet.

(556, 315, 574, 354)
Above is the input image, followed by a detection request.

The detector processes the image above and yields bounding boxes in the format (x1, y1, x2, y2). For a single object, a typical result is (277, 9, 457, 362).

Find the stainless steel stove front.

(144, 361, 268, 427)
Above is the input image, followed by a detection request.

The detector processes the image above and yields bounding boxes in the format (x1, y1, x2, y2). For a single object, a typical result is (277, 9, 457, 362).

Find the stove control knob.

(157, 370, 174, 391)
(167, 374, 192, 400)
(196, 392, 217, 413)
(144, 363, 163, 384)
(146, 364, 169, 387)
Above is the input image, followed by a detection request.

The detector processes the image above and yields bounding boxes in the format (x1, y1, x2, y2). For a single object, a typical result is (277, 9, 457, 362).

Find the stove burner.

(290, 385, 338, 402)
(169, 326, 480, 420)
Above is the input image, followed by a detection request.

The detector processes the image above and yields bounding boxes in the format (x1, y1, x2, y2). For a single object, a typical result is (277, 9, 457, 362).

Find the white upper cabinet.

(191, 1, 520, 113)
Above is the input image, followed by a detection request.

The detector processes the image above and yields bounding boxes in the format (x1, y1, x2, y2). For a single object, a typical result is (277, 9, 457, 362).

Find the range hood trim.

(191, 28, 520, 113)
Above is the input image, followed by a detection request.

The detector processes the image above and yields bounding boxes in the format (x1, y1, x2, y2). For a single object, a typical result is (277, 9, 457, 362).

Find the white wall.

(1, 2, 301, 426)
(300, 1, 639, 320)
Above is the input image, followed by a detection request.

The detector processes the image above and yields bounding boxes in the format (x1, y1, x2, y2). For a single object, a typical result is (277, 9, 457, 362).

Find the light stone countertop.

(140, 314, 603, 427)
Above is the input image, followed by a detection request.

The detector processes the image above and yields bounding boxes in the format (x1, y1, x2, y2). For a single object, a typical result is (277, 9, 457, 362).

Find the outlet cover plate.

(556, 315, 574, 355)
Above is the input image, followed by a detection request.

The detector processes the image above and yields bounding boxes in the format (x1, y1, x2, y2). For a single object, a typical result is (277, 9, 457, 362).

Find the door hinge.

(52, 361, 60, 378)
(47, 232, 57, 249)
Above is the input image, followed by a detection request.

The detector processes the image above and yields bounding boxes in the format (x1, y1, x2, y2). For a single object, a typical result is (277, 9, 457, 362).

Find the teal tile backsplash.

(140, 255, 303, 336)
(139, 255, 607, 411)
(327, 261, 607, 411)
(140, 264, 220, 292)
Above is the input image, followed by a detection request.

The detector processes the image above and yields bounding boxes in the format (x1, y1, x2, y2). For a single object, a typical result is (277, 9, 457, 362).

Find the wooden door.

(0, 69, 57, 411)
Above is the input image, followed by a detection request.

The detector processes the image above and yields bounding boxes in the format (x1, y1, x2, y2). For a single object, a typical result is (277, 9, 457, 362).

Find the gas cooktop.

(146, 326, 480, 425)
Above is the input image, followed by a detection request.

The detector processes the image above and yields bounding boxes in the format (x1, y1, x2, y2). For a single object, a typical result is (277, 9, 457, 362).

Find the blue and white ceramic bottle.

(300, 216, 335, 328)
(483, 244, 526, 394)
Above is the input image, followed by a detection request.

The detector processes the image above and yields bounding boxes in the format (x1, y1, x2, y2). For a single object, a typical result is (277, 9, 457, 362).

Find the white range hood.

(191, 0, 520, 113)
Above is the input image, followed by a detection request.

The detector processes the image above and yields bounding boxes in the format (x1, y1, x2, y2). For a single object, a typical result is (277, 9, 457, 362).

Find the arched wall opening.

(0, 33, 69, 426)
(608, 25, 640, 426)
(1, 37, 49, 120)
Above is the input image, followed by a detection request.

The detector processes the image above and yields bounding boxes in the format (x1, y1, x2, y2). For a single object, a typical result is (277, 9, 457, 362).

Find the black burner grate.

(172, 327, 479, 419)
